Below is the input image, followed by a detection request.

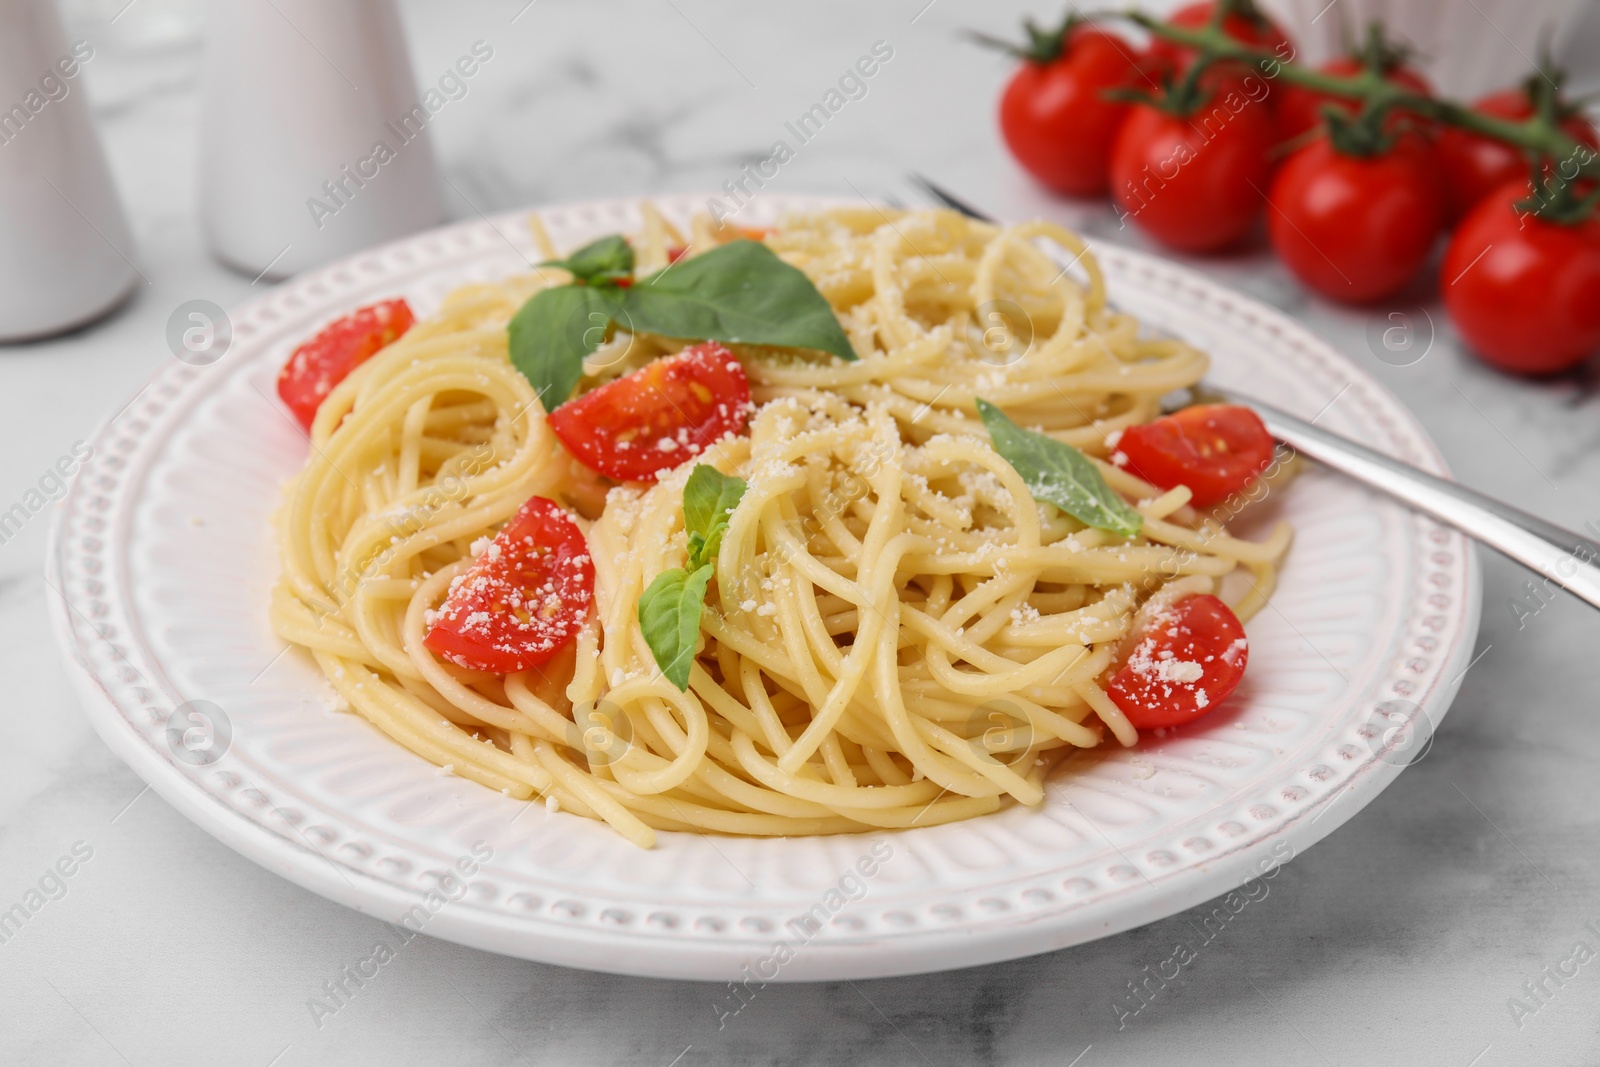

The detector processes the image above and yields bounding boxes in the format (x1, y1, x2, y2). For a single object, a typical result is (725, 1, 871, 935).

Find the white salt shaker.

(199, 0, 444, 280)
(0, 0, 138, 343)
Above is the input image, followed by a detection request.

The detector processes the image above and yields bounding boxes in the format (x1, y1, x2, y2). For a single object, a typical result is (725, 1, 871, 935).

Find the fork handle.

(1228, 391, 1600, 610)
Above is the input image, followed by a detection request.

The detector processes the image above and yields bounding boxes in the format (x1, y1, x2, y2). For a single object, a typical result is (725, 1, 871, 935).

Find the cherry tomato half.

(1436, 88, 1600, 223)
(1109, 89, 1275, 253)
(1442, 180, 1600, 375)
(1109, 593, 1249, 729)
(423, 496, 594, 674)
(277, 298, 415, 430)
(1115, 404, 1274, 508)
(1267, 133, 1443, 304)
(998, 26, 1145, 196)
(1275, 56, 1432, 147)
(548, 341, 752, 482)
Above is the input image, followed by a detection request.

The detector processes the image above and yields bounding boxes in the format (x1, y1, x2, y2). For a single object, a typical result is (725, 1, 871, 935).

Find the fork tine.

(907, 174, 994, 221)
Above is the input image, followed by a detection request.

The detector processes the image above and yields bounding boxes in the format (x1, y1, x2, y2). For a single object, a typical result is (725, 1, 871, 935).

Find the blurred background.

(7, 1, 1600, 1064)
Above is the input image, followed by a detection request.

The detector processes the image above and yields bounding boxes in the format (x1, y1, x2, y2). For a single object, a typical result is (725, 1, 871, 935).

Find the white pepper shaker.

(0, 0, 138, 343)
(199, 0, 444, 280)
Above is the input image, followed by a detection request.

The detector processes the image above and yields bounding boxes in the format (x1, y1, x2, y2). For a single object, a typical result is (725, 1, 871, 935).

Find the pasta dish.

(269, 204, 1292, 848)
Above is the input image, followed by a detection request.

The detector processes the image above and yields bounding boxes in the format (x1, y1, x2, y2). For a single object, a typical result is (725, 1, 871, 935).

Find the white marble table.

(6, 1, 1600, 1064)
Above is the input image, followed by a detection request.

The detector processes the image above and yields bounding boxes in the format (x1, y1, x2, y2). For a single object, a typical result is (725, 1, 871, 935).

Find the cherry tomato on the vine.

(1275, 55, 1432, 147)
(1109, 86, 1276, 253)
(1436, 87, 1600, 223)
(996, 25, 1146, 196)
(1442, 179, 1600, 375)
(1145, 1, 1294, 84)
(424, 495, 595, 674)
(1114, 404, 1275, 508)
(1266, 132, 1443, 303)
(1108, 593, 1249, 729)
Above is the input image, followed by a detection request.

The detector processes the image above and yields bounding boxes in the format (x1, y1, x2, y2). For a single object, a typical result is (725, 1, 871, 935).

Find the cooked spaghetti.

(270, 205, 1293, 848)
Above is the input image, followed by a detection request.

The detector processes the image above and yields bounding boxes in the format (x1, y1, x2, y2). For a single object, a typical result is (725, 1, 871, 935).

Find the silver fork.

(909, 173, 1600, 610)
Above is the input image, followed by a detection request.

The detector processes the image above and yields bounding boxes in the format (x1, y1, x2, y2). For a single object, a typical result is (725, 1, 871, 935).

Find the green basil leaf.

(507, 285, 623, 411)
(626, 240, 857, 362)
(636, 467, 746, 689)
(976, 399, 1143, 537)
(541, 234, 635, 285)
(682, 464, 747, 571)
(637, 563, 713, 691)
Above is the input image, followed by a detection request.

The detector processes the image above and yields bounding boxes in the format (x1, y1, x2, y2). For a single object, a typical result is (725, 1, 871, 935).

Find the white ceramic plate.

(48, 194, 1481, 982)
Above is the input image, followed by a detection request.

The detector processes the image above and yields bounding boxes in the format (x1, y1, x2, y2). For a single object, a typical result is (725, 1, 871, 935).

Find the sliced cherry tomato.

(548, 342, 752, 482)
(1275, 56, 1432, 147)
(1115, 404, 1273, 508)
(277, 298, 415, 430)
(1145, 1, 1294, 84)
(1436, 87, 1600, 223)
(1267, 132, 1443, 304)
(997, 25, 1145, 196)
(424, 496, 594, 674)
(1109, 594, 1248, 729)
(1442, 179, 1600, 375)
(1109, 89, 1276, 253)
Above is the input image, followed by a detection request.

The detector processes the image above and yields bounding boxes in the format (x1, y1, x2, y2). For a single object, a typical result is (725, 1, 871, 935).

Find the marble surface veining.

(4, 1, 1600, 1064)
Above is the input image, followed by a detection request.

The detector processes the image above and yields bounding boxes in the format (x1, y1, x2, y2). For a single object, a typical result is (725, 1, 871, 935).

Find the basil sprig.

(624, 241, 856, 364)
(541, 233, 635, 286)
(683, 462, 746, 571)
(509, 236, 857, 410)
(507, 285, 622, 411)
(976, 399, 1143, 537)
(637, 465, 747, 691)
(637, 566, 714, 694)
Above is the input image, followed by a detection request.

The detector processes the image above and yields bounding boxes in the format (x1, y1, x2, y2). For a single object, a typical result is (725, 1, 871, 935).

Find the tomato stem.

(1322, 105, 1395, 158)
(1518, 160, 1600, 225)
(1352, 20, 1414, 79)
(966, 11, 1088, 65)
(1122, 9, 1600, 217)
(1210, 0, 1275, 33)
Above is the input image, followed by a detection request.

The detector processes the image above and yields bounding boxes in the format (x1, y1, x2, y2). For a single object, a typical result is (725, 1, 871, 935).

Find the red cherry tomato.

(1275, 56, 1432, 146)
(424, 496, 594, 674)
(1109, 89, 1275, 253)
(277, 298, 415, 430)
(1267, 133, 1443, 303)
(548, 342, 752, 482)
(1109, 594, 1248, 729)
(1115, 405, 1274, 508)
(998, 27, 1145, 196)
(1436, 88, 1600, 223)
(1145, 1, 1294, 82)
(1442, 180, 1600, 375)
